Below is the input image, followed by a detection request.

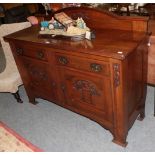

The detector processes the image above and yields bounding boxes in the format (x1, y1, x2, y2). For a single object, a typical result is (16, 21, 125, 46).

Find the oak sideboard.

(5, 7, 149, 147)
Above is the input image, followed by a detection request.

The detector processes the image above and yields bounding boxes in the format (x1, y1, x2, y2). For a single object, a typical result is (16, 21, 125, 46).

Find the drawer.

(14, 44, 48, 61)
(55, 53, 110, 76)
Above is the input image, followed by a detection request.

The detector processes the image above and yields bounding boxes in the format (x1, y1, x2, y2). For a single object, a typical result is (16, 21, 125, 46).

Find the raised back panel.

(54, 6, 148, 32)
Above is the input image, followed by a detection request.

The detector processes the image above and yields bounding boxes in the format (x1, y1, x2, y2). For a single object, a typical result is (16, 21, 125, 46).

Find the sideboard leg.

(29, 96, 38, 105)
(25, 88, 38, 105)
(154, 87, 155, 117)
(112, 133, 128, 147)
(137, 108, 145, 121)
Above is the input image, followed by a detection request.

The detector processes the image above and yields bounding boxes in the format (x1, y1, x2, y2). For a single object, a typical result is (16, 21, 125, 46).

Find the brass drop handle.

(52, 82, 56, 87)
(37, 51, 44, 59)
(59, 56, 68, 65)
(90, 63, 102, 72)
(71, 98, 75, 102)
(39, 72, 47, 80)
(16, 48, 23, 55)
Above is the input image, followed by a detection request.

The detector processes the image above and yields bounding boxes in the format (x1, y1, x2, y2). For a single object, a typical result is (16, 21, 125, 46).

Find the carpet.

(0, 121, 42, 152)
(0, 85, 155, 151)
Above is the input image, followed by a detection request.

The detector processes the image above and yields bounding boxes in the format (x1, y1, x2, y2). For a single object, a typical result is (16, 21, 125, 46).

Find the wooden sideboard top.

(5, 25, 146, 60)
(4, 6, 149, 60)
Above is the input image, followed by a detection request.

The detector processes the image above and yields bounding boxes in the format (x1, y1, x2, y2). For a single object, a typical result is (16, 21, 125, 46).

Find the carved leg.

(12, 91, 23, 103)
(112, 133, 128, 147)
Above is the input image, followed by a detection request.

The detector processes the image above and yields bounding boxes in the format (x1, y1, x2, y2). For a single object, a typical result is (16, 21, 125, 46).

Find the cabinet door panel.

(22, 58, 51, 88)
(21, 57, 57, 101)
(61, 69, 113, 122)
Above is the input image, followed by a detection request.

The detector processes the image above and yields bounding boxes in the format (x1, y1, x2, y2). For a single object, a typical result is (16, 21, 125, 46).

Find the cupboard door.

(21, 57, 57, 101)
(60, 68, 113, 123)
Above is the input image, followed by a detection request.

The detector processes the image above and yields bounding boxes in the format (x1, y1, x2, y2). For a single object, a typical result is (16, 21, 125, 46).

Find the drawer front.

(55, 53, 110, 76)
(14, 44, 48, 61)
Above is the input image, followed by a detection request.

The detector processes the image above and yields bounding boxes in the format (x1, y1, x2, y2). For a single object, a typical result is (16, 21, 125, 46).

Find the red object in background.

(27, 16, 39, 25)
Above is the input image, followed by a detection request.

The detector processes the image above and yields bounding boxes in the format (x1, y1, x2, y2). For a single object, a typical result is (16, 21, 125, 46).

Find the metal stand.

(12, 91, 23, 103)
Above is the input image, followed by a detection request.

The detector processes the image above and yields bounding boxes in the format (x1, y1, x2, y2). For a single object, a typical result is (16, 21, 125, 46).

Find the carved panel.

(61, 69, 114, 119)
(73, 80, 100, 104)
(73, 80, 100, 96)
(70, 12, 90, 20)
(113, 63, 120, 87)
(24, 62, 48, 81)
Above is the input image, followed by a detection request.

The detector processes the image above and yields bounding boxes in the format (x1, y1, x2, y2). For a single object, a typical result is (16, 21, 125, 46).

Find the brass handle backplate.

(90, 63, 102, 72)
(16, 48, 23, 55)
(37, 51, 44, 59)
(58, 56, 68, 65)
